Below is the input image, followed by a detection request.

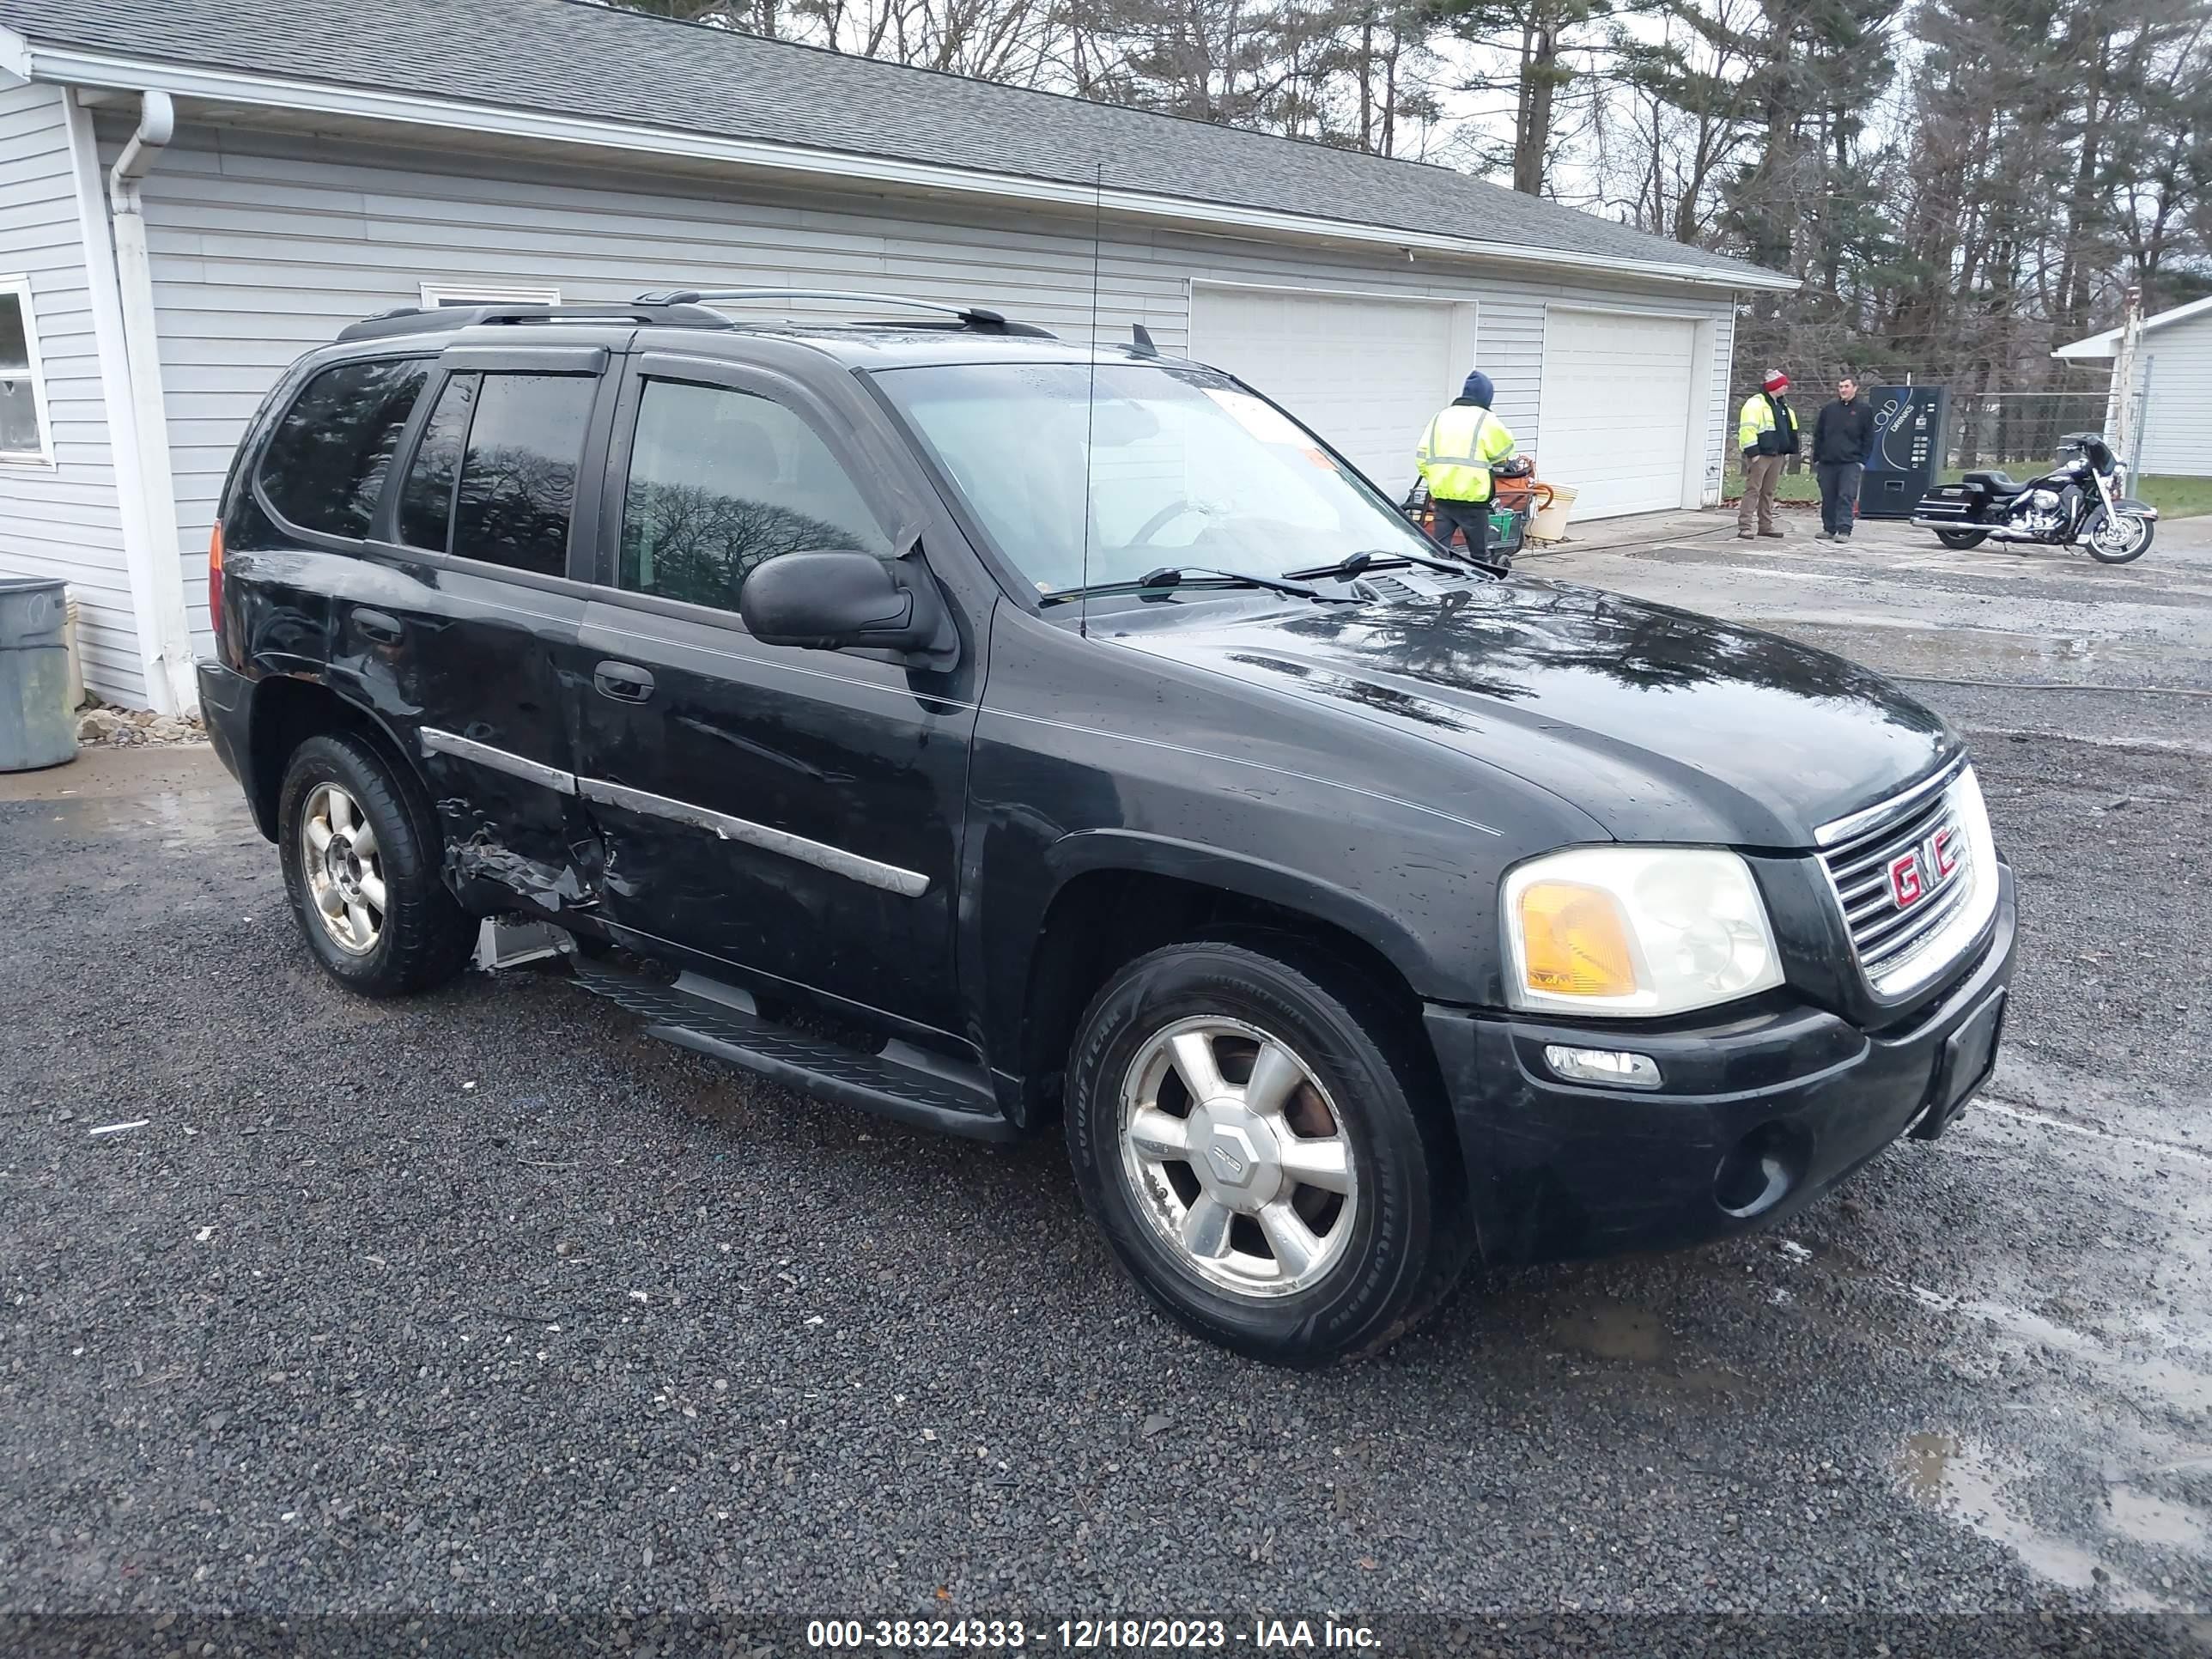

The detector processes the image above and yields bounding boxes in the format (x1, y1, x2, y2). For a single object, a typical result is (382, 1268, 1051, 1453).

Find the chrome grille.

(1818, 766, 1984, 994)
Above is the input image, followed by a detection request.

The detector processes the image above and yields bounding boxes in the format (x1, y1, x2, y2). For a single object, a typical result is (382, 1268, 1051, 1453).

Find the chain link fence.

(1944, 390, 2117, 472)
(1719, 373, 2163, 501)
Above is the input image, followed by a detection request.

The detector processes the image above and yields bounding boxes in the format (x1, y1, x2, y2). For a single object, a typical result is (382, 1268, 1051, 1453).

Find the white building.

(0, 0, 1790, 713)
(2054, 294, 2212, 482)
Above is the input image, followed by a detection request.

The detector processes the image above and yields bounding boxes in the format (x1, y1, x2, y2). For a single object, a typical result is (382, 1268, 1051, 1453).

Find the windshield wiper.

(1040, 566, 1358, 606)
(1281, 547, 1486, 583)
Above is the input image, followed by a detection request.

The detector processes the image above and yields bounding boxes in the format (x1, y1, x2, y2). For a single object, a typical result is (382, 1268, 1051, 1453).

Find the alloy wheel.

(2093, 514, 2148, 560)
(1116, 1016, 1358, 1297)
(300, 781, 387, 956)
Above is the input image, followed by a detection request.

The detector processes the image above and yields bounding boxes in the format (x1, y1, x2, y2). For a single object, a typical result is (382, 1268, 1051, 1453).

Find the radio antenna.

(1079, 161, 1103, 641)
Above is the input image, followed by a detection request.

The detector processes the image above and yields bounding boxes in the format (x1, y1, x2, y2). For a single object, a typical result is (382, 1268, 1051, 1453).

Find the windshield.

(873, 360, 1438, 593)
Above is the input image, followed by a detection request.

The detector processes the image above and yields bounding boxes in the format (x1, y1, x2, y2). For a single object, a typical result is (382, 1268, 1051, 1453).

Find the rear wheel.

(278, 733, 476, 997)
(1935, 528, 1989, 550)
(2086, 513, 2154, 564)
(1064, 939, 1468, 1366)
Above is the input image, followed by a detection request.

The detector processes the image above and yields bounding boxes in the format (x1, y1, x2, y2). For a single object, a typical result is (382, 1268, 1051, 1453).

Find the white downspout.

(106, 91, 198, 715)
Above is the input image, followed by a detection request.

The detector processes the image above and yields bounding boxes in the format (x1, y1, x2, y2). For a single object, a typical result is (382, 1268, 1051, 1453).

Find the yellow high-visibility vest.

(1739, 392, 1797, 453)
(1416, 404, 1516, 503)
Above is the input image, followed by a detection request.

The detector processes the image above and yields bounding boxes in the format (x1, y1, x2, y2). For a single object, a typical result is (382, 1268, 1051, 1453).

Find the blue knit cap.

(1461, 369, 1494, 407)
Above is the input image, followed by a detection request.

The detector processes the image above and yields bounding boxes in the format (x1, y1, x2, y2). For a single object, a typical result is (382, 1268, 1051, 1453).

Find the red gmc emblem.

(1887, 827, 1960, 910)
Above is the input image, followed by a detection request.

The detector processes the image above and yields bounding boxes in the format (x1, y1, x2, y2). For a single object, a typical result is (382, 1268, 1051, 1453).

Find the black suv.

(198, 293, 2015, 1364)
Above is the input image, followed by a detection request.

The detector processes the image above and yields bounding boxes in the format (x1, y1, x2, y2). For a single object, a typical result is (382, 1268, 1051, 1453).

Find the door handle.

(354, 608, 404, 645)
(594, 661, 655, 702)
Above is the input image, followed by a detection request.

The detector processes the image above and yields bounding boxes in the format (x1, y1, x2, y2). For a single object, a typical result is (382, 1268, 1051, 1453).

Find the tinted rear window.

(397, 371, 594, 577)
(398, 374, 474, 554)
(258, 358, 430, 538)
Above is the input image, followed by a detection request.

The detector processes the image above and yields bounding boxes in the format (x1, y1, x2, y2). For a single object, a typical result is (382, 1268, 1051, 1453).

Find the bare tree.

(592, 0, 2212, 404)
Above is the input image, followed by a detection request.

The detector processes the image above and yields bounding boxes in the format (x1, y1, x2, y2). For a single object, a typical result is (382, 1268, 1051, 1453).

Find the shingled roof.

(0, 0, 1785, 287)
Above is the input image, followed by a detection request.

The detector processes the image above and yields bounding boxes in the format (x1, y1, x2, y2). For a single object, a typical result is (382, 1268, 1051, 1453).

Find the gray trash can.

(0, 577, 77, 772)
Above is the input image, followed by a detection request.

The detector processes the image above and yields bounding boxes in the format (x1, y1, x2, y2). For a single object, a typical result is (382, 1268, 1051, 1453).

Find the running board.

(569, 956, 1016, 1142)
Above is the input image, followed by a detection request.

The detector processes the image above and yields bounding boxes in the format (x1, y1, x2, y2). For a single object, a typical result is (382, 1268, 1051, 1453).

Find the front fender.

(959, 731, 1559, 1079)
(962, 602, 1603, 1085)
(1044, 828, 1445, 991)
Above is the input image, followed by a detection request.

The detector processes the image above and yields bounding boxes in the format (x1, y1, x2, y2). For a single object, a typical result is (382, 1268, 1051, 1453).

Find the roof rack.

(634, 288, 1054, 337)
(336, 301, 736, 343)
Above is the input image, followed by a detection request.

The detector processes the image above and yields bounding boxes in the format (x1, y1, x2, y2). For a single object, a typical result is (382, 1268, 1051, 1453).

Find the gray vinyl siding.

(129, 122, 1740, 659)
(2134, 313, 2212, 478)
(0, 82, 139, 705)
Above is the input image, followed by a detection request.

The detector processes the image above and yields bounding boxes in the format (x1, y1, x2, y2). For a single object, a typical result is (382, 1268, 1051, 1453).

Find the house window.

(418, 283, 562, 308)
(0, 275, 54, 465)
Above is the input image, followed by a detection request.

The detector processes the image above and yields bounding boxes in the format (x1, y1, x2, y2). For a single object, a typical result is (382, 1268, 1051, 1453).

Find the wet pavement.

(2, 515, 2209, 1640)
(1532, 508, 2212, 755)
(1534, 508, 2212, 1622)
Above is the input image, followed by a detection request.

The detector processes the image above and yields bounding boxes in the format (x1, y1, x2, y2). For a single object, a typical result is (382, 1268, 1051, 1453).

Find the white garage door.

(1538, 311, 1698, 520)
(1189, 285, 1462, 498)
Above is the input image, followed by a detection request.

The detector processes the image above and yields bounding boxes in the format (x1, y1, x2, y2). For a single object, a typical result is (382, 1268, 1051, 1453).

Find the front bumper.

(1426, 866, 2017, 1267)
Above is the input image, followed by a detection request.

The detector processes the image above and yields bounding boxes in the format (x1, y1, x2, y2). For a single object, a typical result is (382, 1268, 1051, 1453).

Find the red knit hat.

(1763, 370, 1790, 392)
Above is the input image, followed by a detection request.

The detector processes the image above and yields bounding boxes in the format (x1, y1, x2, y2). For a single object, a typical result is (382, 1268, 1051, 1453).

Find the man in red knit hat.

(1735, 369, 1800, 539)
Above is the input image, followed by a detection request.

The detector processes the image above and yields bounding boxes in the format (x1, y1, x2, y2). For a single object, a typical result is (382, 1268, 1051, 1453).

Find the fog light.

(1543, 1044, 1662, 1090)
(1713, 1123, 1799, 1218)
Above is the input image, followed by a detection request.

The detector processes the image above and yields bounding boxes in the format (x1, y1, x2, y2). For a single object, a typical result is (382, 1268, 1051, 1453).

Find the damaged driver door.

(570, 354, 978, 1036)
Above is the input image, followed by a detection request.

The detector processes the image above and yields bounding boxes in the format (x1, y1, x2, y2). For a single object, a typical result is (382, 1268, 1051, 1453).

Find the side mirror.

(739, 549, 955, 663)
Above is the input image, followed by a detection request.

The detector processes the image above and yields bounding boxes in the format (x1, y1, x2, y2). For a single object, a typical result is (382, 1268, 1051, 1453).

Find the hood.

(1112, 575, 1957, 847)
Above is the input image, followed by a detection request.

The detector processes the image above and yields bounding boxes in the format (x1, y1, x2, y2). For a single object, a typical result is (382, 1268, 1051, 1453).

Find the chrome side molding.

(419, 727, 928, 898)
(577, 775, 931, 898)
(420, 726, 578, 795)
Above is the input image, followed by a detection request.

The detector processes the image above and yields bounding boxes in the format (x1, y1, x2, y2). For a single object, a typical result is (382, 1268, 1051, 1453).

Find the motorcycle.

(1911, 432, 2157, 564)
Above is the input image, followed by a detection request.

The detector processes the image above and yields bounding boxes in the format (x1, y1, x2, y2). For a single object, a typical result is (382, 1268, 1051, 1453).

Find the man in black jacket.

(1812, 375, 1876, 541)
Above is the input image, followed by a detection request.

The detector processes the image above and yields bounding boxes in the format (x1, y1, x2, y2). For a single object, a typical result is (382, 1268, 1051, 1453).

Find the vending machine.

(1857, 386, 1948, 519)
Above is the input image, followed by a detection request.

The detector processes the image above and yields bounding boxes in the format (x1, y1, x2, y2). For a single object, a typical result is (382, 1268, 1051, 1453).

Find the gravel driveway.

(3, 515, 2207, 1653)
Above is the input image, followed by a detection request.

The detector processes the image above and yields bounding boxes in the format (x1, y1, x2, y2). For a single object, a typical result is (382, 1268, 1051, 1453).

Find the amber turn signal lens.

(1518, 880, 1638, 999)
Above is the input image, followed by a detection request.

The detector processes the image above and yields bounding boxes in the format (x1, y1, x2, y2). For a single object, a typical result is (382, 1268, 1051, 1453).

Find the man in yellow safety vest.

(1416, 369, 1518, 565)
(1736, 369, 1799, 539)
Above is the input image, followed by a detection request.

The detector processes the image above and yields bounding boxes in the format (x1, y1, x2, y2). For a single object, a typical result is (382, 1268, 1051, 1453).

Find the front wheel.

(2086, 513, 2154, 564)
(1935, 528, 1989, 550)
(1064, 939, 1468, 1365)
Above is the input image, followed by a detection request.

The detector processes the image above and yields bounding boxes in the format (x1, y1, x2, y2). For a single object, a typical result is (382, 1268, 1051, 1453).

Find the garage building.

(2054, 295, 2212, 481)
(0, 0, 1789, 713)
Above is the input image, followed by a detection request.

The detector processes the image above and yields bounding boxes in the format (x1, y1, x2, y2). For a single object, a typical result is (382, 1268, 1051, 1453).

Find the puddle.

(2108, 1483, 2212, 1550)
(1896, 1433, 2151, 1604)
(1739, 617, 2170, 683)
(24, 788, 247, 853)
(1907, 1283, 2212, 1419)
(1549, 1300, 1667, 1363)
(1901, 1431, 1965, 1499)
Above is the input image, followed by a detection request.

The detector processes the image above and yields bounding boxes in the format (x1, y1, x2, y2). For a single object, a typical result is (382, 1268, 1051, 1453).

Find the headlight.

(1503, 847, 1784, 1017)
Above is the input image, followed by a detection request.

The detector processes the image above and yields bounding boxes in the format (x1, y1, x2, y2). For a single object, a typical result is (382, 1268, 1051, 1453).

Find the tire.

(277, 732, 477, 997)
(1064, 938, 1469, 1366)
(1935, 528, 1989, 550)
(2086, 514, 2154, 564)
